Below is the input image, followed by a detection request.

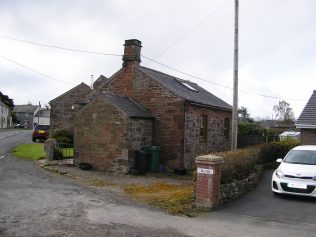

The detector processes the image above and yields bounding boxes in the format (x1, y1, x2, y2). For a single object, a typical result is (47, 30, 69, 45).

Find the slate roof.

(34, 109, 50, 118)
(104, 94, 153, 119)
(296, 90, 316, 127)
(13, 105, 38, 113)
(139, 67, 232, 111)
(259, 120, 295, 129)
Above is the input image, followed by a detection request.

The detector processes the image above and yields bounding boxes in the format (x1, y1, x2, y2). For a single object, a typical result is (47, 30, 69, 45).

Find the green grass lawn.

(12, 143, 46, 160)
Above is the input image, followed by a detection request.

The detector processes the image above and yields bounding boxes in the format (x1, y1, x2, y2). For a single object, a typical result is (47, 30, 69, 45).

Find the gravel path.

(40, 159, 192, 188)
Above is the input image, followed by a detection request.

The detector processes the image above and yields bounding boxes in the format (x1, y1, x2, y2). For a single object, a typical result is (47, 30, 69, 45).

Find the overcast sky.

(0, 0, 315, 120)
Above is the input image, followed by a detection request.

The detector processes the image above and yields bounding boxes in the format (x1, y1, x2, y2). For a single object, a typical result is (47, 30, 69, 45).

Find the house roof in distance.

(139, 67, 232, 111)
(0, 101, 8, 108)
(296, 90, 316, 128)
(93, 75, 108, 90)
(104, 94, 153, 119)
(49, 82, 92, 103)
(13, 104, 38, 113)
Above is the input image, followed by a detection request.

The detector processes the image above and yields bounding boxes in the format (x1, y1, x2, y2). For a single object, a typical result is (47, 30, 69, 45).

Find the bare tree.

(273, 100, 295, 122)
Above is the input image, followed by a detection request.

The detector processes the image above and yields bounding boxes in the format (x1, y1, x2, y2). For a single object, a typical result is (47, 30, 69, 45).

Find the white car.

(272, 145, 316, 197)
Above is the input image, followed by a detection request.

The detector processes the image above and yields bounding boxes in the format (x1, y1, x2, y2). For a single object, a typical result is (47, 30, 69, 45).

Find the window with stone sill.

(200, 115, 208, 141)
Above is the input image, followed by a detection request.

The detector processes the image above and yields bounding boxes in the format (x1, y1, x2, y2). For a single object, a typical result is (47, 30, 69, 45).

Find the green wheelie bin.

(142, 146, 160, 172)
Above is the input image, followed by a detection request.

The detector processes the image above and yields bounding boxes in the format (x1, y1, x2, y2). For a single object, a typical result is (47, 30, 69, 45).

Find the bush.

(212, 140, 300, 184)
(51, 129, 74, 144)
(53, 136, 72, 144)
(258, 140, 300, 164)
(238, 121, 264, 135)
(214, 147, 260, 183)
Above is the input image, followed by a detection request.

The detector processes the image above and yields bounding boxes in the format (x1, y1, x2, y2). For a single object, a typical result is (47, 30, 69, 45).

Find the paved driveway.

(217, 169, 316, 224)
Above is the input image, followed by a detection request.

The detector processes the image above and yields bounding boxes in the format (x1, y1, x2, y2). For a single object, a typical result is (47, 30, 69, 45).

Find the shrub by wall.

(213, 147, 260, 184)
(258, 139, 300, 164)
(209, 140, 299, 204)
(51, 129, 74, 144)
(212, 140, 300, 184)
(193, 140, 300, 205)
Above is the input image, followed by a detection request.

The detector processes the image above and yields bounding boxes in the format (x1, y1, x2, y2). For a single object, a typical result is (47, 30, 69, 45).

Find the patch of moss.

(124, 181, 195, 216)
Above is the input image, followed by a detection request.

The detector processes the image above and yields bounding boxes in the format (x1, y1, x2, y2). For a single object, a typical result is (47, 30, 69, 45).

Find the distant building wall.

(300, 129, 316, 145)
(0, 104, 9, 128)
(50, 83, 91, 133)
(33, 117, 50, 126)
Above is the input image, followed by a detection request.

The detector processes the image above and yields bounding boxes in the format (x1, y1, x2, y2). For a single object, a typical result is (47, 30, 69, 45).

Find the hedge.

(51, 129, 74, 144)
(212, 140, 300, 184)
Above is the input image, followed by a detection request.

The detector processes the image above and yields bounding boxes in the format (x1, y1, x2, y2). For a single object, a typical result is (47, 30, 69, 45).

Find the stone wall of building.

(300, 128, 316, 145)
(184, 104, 232, 169)
(50, 83, 91, 133)
(127, 119, 153, 168)
(102, 66, 185, 170)
(74, 96, 153, 174)
(128, 119, 153, 150)
(75, 96, 129, 173)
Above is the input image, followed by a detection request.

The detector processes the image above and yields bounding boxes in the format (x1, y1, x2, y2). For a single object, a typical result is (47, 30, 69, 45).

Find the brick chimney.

(122, 39, 142, 67)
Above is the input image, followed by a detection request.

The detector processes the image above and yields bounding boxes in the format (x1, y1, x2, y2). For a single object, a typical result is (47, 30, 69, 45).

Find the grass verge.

(123, 181, 195, 216)
(12, 143, 45, 160)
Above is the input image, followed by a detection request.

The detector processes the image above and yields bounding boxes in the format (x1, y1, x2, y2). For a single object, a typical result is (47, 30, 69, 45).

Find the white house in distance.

(33, 107, 50, 126)
(0, 101, 11, 128)
(13, 104, 38, 128)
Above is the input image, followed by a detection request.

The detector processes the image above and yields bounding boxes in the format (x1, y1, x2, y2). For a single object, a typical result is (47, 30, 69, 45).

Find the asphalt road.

(0, 129, 187, 237)
(0, 129, 315, 237)
(217, 169, 316, 224)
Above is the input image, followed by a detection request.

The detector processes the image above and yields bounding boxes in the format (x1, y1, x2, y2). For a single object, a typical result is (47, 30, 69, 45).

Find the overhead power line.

(142, 55, 306, 102)
(142, 55, 231, 89)
(0, 35, 122, 57)
(151, 0, 231, 59)
(0, 34, 306, 102)
(0, 53, 75, 86)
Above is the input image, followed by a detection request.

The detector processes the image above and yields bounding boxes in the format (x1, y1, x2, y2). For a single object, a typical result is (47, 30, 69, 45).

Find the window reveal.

(200, 115, 208, 141)
(224, 118, 230, 138)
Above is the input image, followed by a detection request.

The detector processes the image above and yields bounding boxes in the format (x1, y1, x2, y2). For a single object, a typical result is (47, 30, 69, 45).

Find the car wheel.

(32, 138, 36, 142)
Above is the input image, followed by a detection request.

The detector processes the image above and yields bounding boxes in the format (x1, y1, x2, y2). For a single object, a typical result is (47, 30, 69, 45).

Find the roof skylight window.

(180, 81, 198, 92)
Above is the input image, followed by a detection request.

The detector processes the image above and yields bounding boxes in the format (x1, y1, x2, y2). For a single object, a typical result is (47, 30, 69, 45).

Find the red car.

(32, 124, 50, 142)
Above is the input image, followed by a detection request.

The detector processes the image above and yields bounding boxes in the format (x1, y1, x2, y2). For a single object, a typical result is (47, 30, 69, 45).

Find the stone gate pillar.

(195, 154, 224, 211)
(44, 139, 56, 161)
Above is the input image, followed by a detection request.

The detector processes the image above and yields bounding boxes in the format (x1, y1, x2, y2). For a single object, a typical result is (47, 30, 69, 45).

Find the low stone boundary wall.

(219, 165, 263, 204)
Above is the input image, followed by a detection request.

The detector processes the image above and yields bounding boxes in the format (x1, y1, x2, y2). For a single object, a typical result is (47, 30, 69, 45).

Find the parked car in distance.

(14, 124, 24, 128)
(32, 124, 50, 142)
(272, 145, 316, 197)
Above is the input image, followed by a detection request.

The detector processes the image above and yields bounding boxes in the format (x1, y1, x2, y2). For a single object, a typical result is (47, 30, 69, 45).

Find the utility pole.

(231, 0, 239, 150)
